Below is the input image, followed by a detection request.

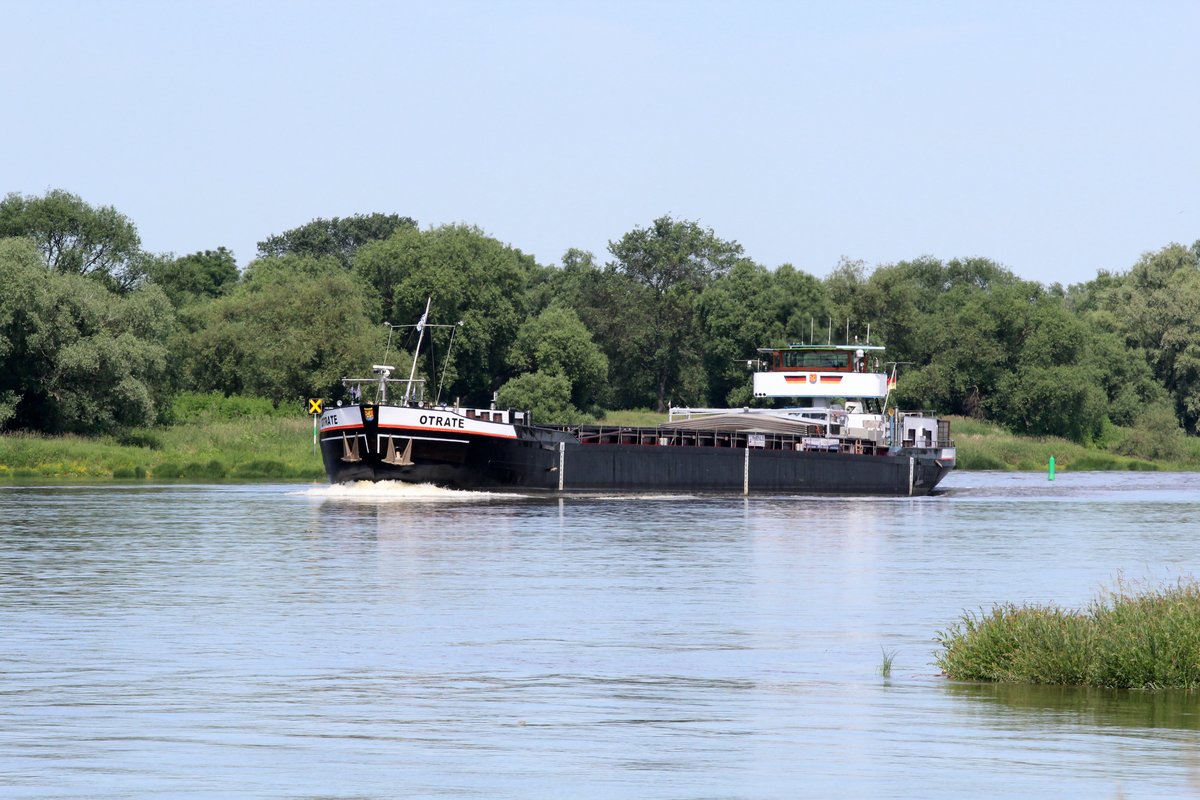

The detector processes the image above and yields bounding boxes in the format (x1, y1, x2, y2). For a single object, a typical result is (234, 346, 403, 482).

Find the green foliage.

(700, 261, 832, 406)
(0, 237, 176, 435)
(892, 273, 1043, 418)
(0, 414, 323, 481)
(169, 391, 299, 422)
(609, 215, 743, 295)
(356, 224, 539, 402)
(0, 238, 45, 428)
(604, 215, 744, 411)
(878, 647, 896, 679)
(181, 256, 382, 403)
(507, 306, 609, 410)
(241, 252, 343, 284)
(598, 408, 669, 426)
(115, 430, 163, 449)
(496, 371, 588, 425)
(557, 261, 658, 409)
(937, 580, 1200, 689)
(1111, 403, 1189, 462)
(856, 256, 1166, 444)
(528, 248, 597, 312)
(1089, 242, 1200, 432)
(947, 415, 1161, 471)
(144, 247, 239, 307)
(257, 212, 417, 270)
(0, 189, 143, 292)
(3, 187, 1200, 455)
(992, 365, 1108, 443)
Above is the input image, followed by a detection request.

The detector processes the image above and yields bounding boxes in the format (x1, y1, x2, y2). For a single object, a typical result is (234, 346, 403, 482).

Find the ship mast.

(404, 296, 432, 403)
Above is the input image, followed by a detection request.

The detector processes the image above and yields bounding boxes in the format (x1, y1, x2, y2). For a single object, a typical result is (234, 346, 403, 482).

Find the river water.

(2, 472, 1199, 799)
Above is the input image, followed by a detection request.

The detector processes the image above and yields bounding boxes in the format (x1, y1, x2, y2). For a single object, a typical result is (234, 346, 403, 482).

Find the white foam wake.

(296, 481, 528, 502)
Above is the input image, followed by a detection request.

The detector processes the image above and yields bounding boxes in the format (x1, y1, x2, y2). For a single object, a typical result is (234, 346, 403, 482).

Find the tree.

(354, 224, 539, 402)
(823, 257, 870, 336)
(0, 236, 176, 434)
(1112, 403, 1188, 462)
(1090, 243, 1200, 432)
(0, 238, 49, 429)
(698, 260, 830, 406)
(144, 246, 239, 307)
(772, 264, 835, 344)
(181, 257, 382, 402)
(495, 371, 588, 424)
(43, 279, 176, 434)
(992, 365, 1108, 443)
(353, 225, 422, 321)
(256, 213, 417, 270)
(507, 306, 609, 411)
(0, 189, 144, 291)
(527, 247, 598, 313)
(607, 216, 744, 410)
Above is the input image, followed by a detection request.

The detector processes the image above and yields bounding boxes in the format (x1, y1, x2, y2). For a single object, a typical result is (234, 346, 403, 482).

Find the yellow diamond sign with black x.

(308, 398, 323, 415)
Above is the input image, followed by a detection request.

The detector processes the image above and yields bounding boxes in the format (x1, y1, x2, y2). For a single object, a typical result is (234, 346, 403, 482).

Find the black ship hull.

(319, 407, 953, 496)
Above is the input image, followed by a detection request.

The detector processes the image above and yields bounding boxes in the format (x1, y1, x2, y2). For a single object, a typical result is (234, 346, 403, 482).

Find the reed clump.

(937, 580, 1200, 689)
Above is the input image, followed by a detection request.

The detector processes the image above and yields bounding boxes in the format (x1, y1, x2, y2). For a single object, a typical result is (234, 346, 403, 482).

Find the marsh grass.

(878, 647, 896, 678)
(937, 579, 1200, 689)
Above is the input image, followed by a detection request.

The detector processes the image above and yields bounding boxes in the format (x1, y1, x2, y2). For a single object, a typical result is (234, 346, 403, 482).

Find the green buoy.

(1048, 455, 1055, 481)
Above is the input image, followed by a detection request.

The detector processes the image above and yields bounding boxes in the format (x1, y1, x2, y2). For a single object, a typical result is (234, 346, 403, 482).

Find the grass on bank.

(937, 580, 1200, 690)
(938, 416, 1200, 472)
(950, 417, 1153, 471)
(0, 392, 325, 481)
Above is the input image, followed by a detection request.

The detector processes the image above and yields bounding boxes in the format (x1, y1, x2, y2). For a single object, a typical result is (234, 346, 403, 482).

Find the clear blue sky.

(5, 0, 1197, 286)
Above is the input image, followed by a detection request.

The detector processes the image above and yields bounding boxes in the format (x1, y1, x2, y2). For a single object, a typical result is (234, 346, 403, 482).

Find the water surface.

(2, 472, 1199, 798)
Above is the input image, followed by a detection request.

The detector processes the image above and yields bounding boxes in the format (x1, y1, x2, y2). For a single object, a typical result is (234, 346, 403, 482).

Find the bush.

(153, 462, 183, 479)
(116, 430, 163, 450)
(496, 371, 589, 425)
(112, 466, 147, 479)
(1112, 404, 1188, 463)
(181, 459, 227, 479)
(170, 391, 296, 423)
(230, 459, 290, 478)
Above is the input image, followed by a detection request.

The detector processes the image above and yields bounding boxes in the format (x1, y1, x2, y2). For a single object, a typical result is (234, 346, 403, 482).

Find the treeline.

(1, 189, 1198, 456)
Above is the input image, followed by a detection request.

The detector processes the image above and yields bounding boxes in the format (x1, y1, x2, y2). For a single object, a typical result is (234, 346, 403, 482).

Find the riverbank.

(0, 419, 325, 481)
(2, 402, 1199, 481)
(0, 393, 325, 481)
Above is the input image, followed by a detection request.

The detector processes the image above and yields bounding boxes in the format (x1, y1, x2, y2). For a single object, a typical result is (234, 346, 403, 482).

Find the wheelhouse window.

(774, 350, 851, 371)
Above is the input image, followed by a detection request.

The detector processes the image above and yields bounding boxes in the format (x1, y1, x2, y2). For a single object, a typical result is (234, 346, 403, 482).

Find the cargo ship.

(317, 304, 955, 495)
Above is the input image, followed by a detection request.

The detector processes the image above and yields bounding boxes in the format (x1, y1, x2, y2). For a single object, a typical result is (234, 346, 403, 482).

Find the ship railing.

(900, 438, 957, 449)
(554, 423, 888, 456)
(668, 407, 741, 422)
(341, 376, 426, 405)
